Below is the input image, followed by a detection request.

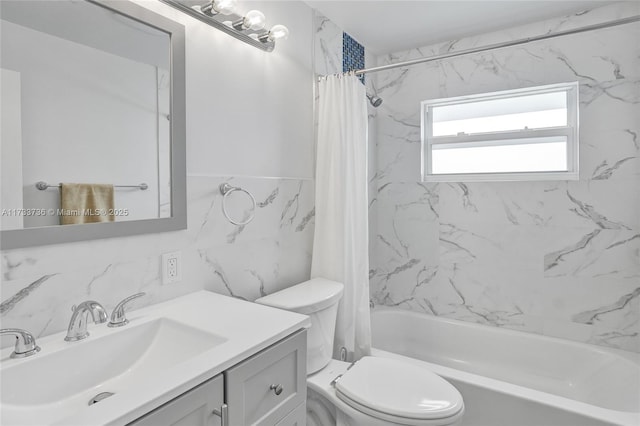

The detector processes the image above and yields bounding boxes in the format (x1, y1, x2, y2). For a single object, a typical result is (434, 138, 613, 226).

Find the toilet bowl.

(255, 278, 464, 426)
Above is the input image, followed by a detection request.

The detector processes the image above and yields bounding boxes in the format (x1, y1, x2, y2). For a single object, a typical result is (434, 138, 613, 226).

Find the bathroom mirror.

(0, 0, 186, 249)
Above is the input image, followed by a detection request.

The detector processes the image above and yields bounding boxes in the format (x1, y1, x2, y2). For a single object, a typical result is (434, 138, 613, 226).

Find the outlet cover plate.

(162, 251, 182, 284)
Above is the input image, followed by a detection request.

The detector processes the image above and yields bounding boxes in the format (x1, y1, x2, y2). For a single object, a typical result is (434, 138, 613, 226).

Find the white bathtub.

(370, 308, 640, 426)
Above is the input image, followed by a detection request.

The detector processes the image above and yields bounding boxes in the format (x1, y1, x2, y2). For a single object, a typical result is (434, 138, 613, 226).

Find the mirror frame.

(1, 0, 187, 250)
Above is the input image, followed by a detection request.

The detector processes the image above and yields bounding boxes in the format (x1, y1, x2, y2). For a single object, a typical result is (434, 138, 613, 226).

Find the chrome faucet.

(108, 292, 145, 328)
(64, 301, 108, 342)
(0, 328, 41, 358)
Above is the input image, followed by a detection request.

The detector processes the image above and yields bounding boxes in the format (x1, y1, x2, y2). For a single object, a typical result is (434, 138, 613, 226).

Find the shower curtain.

(311, 73, 371, 361)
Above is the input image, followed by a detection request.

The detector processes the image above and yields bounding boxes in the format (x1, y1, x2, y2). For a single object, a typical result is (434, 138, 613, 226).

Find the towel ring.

(219, 183, 256, 226)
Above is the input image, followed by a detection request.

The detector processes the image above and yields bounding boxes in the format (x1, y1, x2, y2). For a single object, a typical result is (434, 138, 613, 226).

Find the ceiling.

(303, 0, 619, 54)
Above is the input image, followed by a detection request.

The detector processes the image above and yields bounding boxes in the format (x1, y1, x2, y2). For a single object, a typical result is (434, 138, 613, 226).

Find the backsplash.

(1, 175, 314, 343)
(369, 2, 640, 352)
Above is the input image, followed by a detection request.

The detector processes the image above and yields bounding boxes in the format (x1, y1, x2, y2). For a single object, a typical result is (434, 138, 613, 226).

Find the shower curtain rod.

(352, 15, 640, 76)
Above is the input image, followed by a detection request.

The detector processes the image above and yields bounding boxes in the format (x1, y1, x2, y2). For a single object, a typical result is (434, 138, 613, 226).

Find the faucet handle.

(1, 328, 41, 358)
(108, 292, 146, 328)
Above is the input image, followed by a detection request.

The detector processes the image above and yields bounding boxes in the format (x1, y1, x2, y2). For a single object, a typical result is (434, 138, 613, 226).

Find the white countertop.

(0, 290, 310, 426)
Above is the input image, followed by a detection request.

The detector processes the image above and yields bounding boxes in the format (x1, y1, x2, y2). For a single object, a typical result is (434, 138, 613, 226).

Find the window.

(421, 82, 578, 181)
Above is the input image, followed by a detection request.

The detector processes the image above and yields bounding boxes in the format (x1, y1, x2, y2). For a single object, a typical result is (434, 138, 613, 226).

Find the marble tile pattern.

(314, 11, 343, 77)
(369, 3, 640, 352)
(1, 176, 314, 347)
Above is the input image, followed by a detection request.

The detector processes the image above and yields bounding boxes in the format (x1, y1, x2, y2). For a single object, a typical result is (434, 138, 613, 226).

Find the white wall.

(0, 69, 24, 230)
(0, 0, 315, 345)
(178, 0, 315, 179)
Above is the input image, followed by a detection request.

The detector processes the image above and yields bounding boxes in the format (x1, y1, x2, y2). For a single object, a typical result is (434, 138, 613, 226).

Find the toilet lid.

(335, 357, 463, 421)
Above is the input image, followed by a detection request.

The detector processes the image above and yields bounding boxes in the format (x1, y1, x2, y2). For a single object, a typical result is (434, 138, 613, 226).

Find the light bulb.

(259, 24, 289, 43)
(269, 24, 289, 41)
(200, 0, 236, 15)
(212, 0, 236, 15)
(243, 10, 266, 30)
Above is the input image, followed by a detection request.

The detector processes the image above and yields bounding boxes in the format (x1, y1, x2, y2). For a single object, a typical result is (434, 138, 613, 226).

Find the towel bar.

(35, 181, 148, 191)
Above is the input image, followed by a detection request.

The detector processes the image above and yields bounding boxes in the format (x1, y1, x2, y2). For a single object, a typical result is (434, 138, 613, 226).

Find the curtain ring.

(219, 183, 256, 226)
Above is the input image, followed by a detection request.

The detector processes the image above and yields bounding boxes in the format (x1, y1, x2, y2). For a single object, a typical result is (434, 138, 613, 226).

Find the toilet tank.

(255, 278, 344, 374)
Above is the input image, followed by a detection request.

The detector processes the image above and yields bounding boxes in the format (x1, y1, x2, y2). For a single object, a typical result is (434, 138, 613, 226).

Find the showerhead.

(367, 93, 383, 108)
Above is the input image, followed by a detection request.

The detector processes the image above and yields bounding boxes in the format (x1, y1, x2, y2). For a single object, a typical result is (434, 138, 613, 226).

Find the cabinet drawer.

(128, 375, 224, 426)
(225, 330, 307, 426)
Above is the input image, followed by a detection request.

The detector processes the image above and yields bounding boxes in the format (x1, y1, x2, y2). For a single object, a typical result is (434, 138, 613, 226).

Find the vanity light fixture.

(159, 0, 289, 52)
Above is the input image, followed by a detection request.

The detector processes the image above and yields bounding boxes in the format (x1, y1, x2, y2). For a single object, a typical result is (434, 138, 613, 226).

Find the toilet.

(255, 278, 464, 426)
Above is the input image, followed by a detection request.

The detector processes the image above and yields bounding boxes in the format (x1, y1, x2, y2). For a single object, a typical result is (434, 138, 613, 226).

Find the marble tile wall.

(314, 11, 343, 77)
(1, 176, 314, 344)
(369, 3, 640, 352)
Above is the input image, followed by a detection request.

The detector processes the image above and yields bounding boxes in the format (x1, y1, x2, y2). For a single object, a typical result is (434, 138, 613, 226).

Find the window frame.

(421, 82, 579, 182)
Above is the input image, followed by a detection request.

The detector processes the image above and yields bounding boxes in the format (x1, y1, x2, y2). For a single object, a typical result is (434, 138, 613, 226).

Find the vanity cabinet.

(225, 330, 307, 425)
(275, 403, 306, 426)
(128, 375, 224, 426)
(128, 330, 307, 426)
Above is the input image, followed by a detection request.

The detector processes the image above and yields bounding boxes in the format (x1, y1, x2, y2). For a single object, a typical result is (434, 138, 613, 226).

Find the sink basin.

(0, 291, 309, 426)
(1, 318, 226, 425)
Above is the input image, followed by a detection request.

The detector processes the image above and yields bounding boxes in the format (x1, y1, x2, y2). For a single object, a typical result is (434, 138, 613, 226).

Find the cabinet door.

(128, 375, 224, 426)
(276, 403, 306, 426)
(226, 330, 307, 426)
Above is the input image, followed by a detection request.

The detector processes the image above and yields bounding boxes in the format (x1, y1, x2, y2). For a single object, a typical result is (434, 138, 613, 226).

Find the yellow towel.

(60, 183, 115, 225)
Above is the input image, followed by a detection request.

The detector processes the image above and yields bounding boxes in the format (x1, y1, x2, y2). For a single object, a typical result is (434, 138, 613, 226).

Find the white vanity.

(0, 291, 310, 426)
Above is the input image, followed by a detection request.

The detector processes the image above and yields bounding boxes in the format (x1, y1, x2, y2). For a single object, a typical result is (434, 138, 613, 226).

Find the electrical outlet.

(162, 251, 182, 284)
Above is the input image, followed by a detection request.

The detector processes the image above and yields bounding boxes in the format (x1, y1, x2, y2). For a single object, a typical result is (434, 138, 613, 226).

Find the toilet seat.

(334, 357, 464, 425)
